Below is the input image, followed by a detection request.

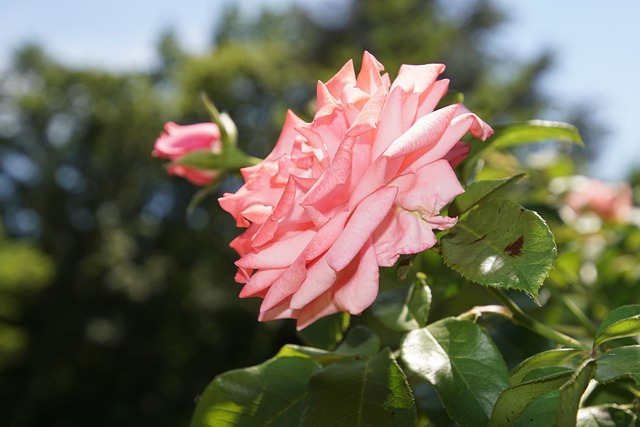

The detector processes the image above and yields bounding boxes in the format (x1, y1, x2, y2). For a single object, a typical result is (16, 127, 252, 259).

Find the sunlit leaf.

(449, 173, 525, 217)
(509, 348, 588, 384)
(190, 356, 321, 427)
(372, 274, 431, 331)
(303, 348, 416, 427)
(595, 345, 640, 385)
(459, 120, 583, 180)
(490, 120, 584, 149)
(275, 344, 342, 367)
(594, 305, 640, 349)
(441, 198, 556, 301)
(401, 317, 509, 427)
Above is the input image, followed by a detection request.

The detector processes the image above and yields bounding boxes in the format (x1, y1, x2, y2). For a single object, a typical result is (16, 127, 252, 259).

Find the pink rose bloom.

(564, 177, 632, 223)
(219, 52, 493, 329)
(152, 122, 222, 185)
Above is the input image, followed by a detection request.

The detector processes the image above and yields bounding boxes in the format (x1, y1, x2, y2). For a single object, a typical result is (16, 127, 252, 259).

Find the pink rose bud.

(219, 52, 493, 329)
(153, 122, 222, 185)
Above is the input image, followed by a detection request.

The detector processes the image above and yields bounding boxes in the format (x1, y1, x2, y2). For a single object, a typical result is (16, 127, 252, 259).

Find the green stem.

(546, 281, 597, 335)
(488, 288, 591, 351)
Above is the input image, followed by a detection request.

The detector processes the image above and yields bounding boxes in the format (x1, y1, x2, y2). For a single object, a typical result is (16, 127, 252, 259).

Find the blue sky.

(2, 0, 639, 180)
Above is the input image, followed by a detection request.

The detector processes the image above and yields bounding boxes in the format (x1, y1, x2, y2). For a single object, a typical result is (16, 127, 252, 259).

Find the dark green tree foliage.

(0, 46, 292, 427)
(0, 1, 563, 425)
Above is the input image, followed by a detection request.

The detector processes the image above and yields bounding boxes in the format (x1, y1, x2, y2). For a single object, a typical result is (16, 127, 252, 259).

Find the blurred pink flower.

(564, 177, 632, 223)
(219, 52, 493, 329)
(153, 122, 222, 185)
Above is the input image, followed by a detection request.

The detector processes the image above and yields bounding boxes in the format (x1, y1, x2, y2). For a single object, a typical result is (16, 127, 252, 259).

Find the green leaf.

(490, 120, 584, 149)
(372, 274, 432, 331)
(408, 273, 431, 327)
(190, 356, 321, 427)
(556, 360, 597, 426)
(275, 345, 343, 367)
(401, 317, 509, 427)
(459, 120, 583, 181)
(595, 345, 640, 385)
(510, 348, 588, 384)
(173, 149, 224, 170)
(577, 405, 638, 427)
(441, 198, 557, 301)
(303, 348, 416, 427)
(173, 146, 261, 171)
(335, 325, 380, 357)
(449, 173, 525, 217)
(595, 305, 640, 337)
(594, 305, 640, 349)
(520, 366, 578, 383)
(490, 373, 573, 426)
(276, 344, 331, 359)
(508, 390, 561, 427)
(297, 312, 350, 351)
(490, 359, 596, 427)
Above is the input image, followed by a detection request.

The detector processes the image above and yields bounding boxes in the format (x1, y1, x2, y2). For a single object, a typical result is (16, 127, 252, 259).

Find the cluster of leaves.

(0, 225, 55, 367)
(189, 123, 640, 426)
(193, 292, 639, 426)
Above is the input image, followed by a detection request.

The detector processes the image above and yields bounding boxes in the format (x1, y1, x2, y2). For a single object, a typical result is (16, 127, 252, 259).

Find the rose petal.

(165, 164, 218, 186)
(239, 268, 287, 298)
(355, 51, 387, 95)
(392, 63, 446, 95)
(326, 185, 398, 271)
(259, 209, 350, 311)
(373, 207, 437, 267)
(393, 159, 464, 214)
(383, 104, 459, 159)
(333, 238, 379, 314)
(296, 291, 340, 330)
(289, 256, 337, 310)
(236, 229, 315, 269)
(152, 122, 221, 159)
(259, 296, 300, 322)
(251, 177, 298, 247)
(324, 60, 357, 100)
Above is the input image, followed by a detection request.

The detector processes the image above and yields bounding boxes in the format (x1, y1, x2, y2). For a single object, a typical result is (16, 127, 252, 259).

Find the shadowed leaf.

(303, 348, 416, 427)
(190, 356, 321, 427)
(595, 345, 640, 385)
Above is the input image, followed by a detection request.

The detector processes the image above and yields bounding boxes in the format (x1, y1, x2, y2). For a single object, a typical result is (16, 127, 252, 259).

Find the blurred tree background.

(0, 0, 620, 426)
